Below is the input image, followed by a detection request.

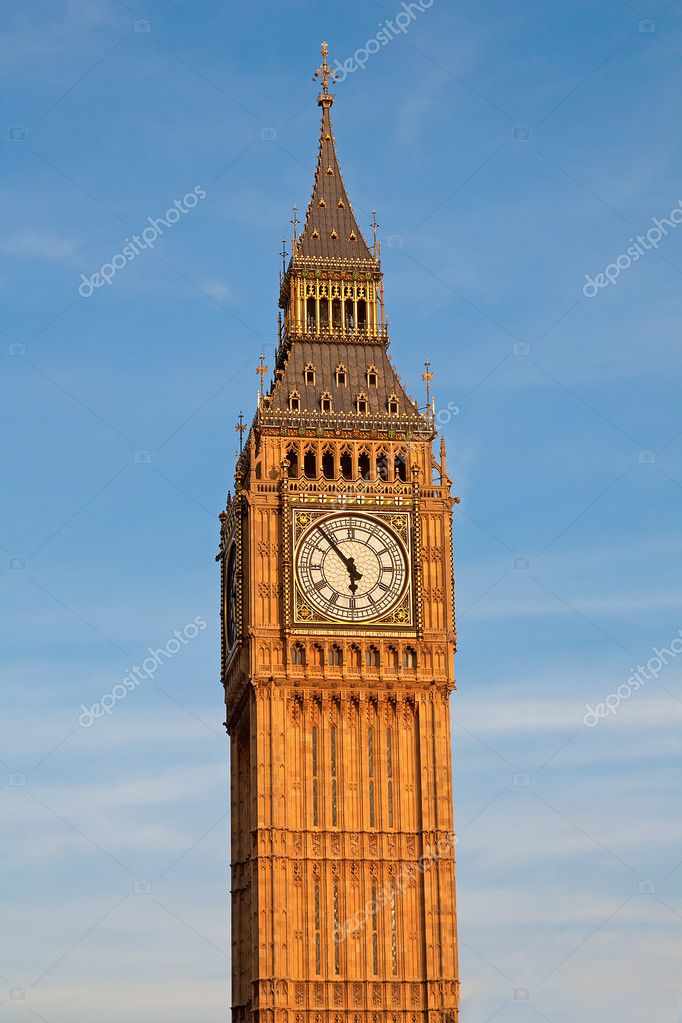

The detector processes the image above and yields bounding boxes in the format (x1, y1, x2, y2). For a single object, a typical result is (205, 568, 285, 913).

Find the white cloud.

(0, 231, 78, 261)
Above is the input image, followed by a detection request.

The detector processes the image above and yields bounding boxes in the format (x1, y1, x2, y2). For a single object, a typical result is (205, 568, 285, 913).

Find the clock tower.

(219, 43, 459, 1023)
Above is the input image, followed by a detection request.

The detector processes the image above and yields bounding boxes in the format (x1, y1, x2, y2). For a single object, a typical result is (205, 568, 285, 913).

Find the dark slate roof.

(296, 103, 374, 262)
(267, 341, 418, 415)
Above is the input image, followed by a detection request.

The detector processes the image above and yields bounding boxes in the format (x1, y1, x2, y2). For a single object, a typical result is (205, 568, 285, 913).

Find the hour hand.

(345, 556, 362, 594)
(319, 528, 363, 591)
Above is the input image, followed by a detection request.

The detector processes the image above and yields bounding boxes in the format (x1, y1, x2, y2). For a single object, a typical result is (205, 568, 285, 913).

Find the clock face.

(295, 513, 408, 623)
(225, 543, 237, 650)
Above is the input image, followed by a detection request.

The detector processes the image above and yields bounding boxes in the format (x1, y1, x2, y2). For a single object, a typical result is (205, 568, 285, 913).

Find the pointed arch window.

(340, 447, 353, 480)
(328, 644, 342, 667)
(376, 450, 389, 481)
(289, 390, 300, 413)
(388, 393, 399, 415)
(366, 645, 380, 668)
(304, 449, 317, 479)
(331, 724, 338, 828)
(333, 877, 341, 973)
(387, 727, 394, 829)
(291, 643, 305, 666)
(305, 363, 316, 386)
(394, 450, 407, 482)
(322, 447, 335, 479)
(368, 726, 376, 828)
(358, 449, 370, 480)
(367, 365, 379, 388)
(286, 446, 299, 478)
(335, 363, 347, 387)
(320, 390, 333, 414)
(356, 392, 368, 414)
(371, 883, 379, 973)
(314, 879, 321, 972)
(403, 647, 417, 669)
(312, 725, 319, 826)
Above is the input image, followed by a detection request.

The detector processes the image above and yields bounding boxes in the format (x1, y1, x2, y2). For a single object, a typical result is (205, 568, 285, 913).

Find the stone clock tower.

(218, 43, 459, 1023)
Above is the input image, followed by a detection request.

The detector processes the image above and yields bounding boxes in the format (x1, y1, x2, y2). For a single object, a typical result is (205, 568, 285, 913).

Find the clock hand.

(318, 527, 363, 592)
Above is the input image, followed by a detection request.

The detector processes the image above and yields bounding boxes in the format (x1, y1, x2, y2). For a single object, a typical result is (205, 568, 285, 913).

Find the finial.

(280, 237, 288, 274)
(291, 206, 299, 244)
(235, 411, 246, 454)
(371, 209, 379, 259)
(313, 41, 337, 107)
(422, 356, 433, 411)
(256, 352, 268, 401)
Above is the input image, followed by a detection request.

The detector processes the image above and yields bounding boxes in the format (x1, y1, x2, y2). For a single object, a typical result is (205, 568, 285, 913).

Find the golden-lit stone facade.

(218, 44, 459, 1023)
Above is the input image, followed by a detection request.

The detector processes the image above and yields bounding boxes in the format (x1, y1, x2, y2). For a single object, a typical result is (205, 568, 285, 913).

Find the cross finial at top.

(313, 41, 336, 102)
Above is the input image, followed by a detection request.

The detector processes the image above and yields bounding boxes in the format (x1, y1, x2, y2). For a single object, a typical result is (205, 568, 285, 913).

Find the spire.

(297, 42, 373, 262)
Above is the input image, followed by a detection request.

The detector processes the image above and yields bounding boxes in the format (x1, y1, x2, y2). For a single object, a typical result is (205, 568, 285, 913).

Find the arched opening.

(304, 450, 317, 479)
(322, 450, 335, 480)
(387, 646, 399, 671)
(402, 647, 417, 669)
(366, 645, 380, 668)
(289, 391, 300, 413)
(376, 451, 389, 481)
(331, 298, 342, 328)
(358, 450, 370, 480)
(328, 645, 342, 667)
(291, 643, 305, 666)
(357, 299, 367, 329)
(305, 363, 316, 386)
(286, 448, 299, 478)
(319, 299, 329, 329)
(394, 452, 407, 482)
(306, 297, 316, 331)
(345, 299, 354, 330)
(340, 449, 353, 480)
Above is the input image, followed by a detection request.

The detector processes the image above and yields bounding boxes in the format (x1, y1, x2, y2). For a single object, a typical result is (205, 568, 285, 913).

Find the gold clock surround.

(292, 507, 412, 628)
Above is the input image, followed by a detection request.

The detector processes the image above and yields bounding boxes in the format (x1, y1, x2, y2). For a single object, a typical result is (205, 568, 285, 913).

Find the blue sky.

(1, 1, 681, 1021)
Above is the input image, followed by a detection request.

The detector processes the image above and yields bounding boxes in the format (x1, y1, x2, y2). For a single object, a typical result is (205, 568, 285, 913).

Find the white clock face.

(295, 513, 408, 623)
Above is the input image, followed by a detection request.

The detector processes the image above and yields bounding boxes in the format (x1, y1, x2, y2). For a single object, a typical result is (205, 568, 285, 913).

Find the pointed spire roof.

(296, 43, 374, 262)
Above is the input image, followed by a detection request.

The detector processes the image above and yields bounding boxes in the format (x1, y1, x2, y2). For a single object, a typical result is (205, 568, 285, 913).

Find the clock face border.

(221, 518, 242, 671)
(225, 541, 238, 652)
(290, 506, 415, 631)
